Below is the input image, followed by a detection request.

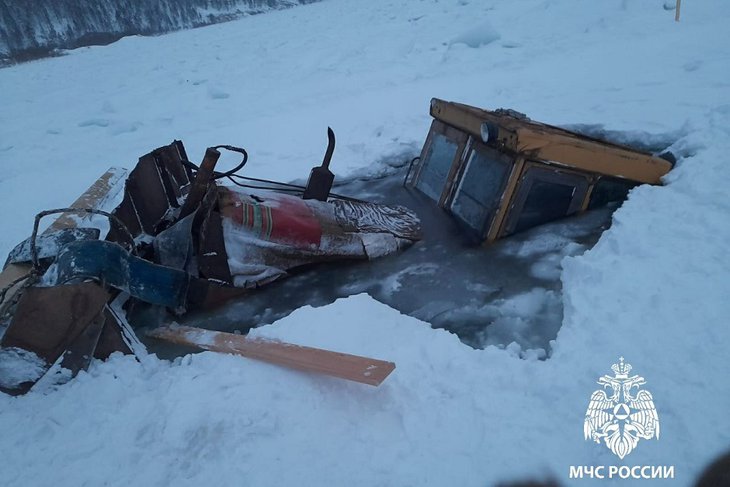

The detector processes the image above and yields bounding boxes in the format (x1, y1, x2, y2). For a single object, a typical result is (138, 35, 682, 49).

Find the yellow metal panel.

(430, 98, 672, 185)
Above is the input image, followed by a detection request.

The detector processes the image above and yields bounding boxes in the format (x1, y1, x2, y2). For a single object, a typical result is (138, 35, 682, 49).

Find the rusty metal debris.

(0, 129, 419, 394)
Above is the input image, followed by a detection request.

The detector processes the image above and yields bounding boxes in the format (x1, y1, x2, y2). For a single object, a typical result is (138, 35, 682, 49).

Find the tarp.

(218, 187, 420, 288)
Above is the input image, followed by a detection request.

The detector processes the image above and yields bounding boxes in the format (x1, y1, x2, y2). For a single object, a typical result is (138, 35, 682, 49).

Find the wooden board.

(147, 325, 396, 386)
(48, 167, 128, 232)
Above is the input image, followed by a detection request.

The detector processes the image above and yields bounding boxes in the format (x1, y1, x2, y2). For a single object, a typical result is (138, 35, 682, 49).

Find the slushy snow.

(1, 0, 729, 485)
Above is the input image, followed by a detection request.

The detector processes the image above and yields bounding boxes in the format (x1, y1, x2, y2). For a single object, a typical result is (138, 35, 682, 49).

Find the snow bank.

(557, 106, 730, 478)
(1, 0, 729, 485)
(2, 288, 726, 485)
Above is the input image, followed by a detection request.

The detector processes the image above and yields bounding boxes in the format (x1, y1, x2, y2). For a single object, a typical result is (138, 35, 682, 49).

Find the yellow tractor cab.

(405, 98, 674, 243)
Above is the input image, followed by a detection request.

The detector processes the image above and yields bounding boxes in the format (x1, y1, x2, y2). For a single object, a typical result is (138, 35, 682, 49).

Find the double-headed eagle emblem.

(584, 357, 660, 459)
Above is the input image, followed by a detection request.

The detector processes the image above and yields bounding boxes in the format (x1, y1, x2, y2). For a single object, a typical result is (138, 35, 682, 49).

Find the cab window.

(502, 164, 590, 237)
(449, 143, 512, 238)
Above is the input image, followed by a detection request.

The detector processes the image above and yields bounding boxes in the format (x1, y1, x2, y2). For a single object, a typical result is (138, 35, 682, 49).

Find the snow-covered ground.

(1, 0, 729, 485)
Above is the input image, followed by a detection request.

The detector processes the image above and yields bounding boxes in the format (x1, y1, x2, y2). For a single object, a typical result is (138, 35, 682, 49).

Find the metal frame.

(413, 119, 469, 206)
(446, 139, 515, 239)
(485, 156, 526, 242)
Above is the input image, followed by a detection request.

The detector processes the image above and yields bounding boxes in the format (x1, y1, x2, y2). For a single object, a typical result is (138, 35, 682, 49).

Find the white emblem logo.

(584, 357, 660, 459)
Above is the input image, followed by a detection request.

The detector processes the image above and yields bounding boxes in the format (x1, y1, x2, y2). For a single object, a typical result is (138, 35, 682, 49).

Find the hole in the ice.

(169, 160, 657, 358)
(151, 108, 680, 360)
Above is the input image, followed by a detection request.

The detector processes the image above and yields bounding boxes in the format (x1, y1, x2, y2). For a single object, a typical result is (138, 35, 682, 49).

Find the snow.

(450, 20, 501, 48)
(1, 0, 730, 485)
(0, 347, 46, 389)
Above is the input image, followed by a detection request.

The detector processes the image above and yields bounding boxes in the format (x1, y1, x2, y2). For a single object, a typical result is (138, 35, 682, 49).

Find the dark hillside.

(0, 0, 318, 64)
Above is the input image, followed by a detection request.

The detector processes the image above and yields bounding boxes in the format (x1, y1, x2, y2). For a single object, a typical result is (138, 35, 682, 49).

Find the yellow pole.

(675, 0, 681, 21)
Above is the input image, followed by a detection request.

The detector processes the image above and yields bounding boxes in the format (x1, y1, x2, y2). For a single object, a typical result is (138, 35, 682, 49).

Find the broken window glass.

(450, 145, 511, 237)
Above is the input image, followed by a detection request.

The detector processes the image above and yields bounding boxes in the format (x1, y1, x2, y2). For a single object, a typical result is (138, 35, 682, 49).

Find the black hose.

(182, 145, 367, 203)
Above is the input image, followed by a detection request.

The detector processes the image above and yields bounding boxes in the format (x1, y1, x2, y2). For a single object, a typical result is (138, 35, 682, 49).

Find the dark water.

(165, 167, 614, 353)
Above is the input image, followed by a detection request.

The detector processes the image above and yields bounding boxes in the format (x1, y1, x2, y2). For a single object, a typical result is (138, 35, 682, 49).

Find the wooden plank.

(147, 325, 396, 387)
(48, 167, 127, 233)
